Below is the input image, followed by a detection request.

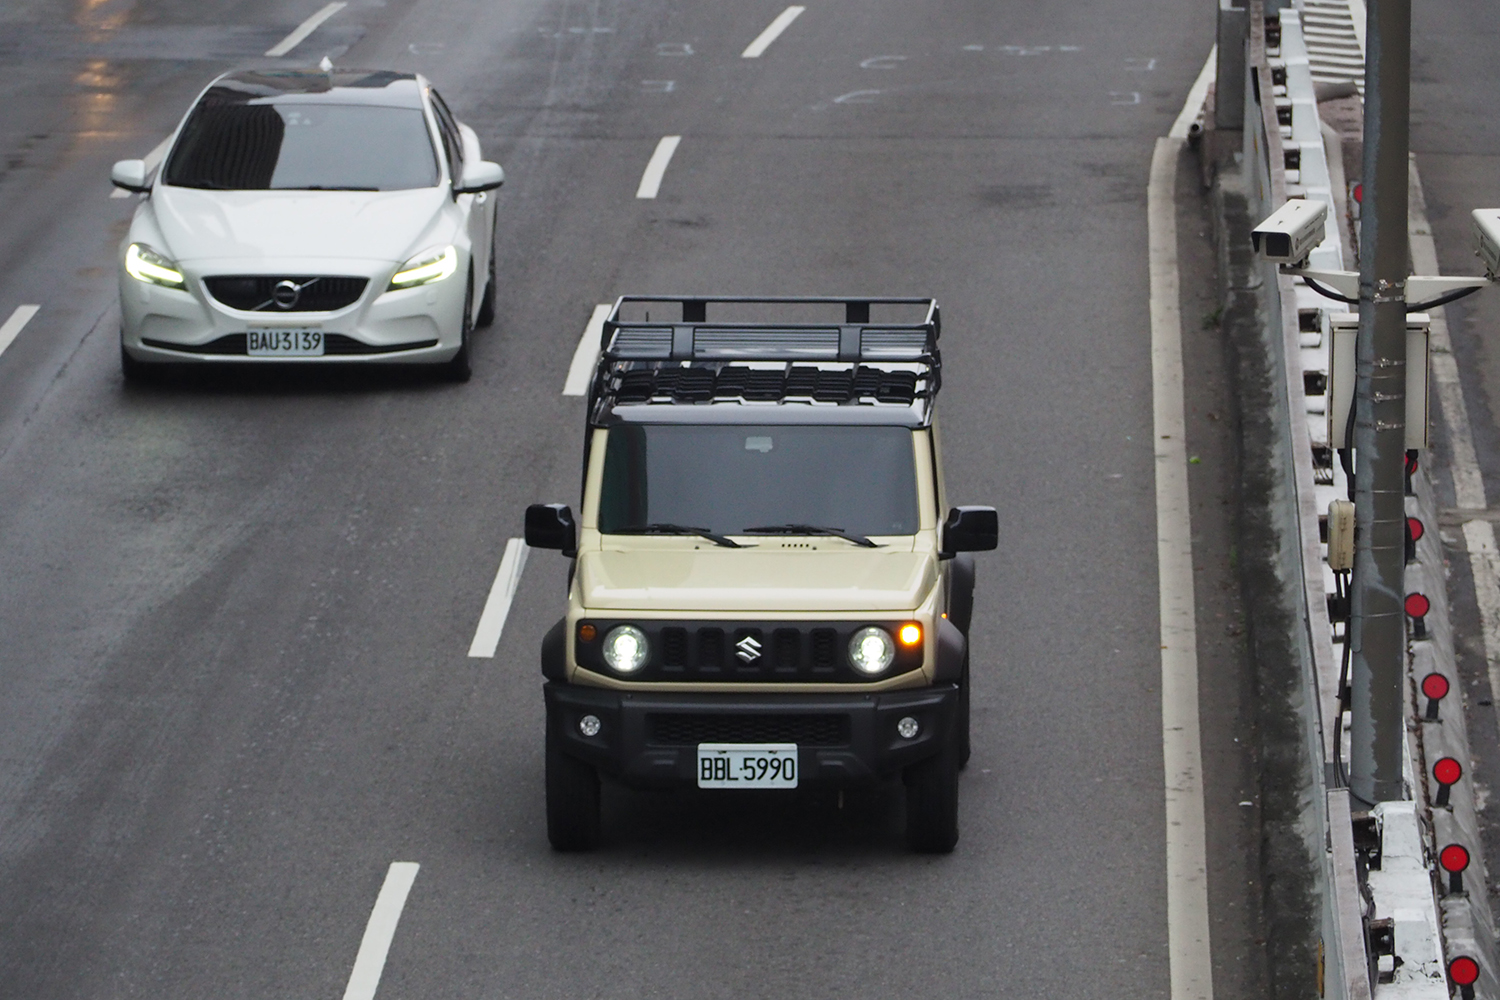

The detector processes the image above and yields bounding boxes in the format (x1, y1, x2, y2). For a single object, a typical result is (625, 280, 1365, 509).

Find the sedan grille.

(204, 275, 368, 312)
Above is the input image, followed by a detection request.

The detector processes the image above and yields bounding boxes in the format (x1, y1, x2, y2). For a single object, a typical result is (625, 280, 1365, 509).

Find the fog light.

(896, 716, 920, 739)
(578, 714, 602, 737)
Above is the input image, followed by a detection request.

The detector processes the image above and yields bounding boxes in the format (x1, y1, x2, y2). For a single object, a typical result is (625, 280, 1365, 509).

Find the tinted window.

(598, 425, 920, 536)
(428, 90, 464, 177)
(165, 94, 439, 191)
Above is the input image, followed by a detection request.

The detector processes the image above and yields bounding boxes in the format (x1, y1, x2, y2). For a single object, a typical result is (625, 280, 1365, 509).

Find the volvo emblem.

(734, 635, 762, 663)
(272, 279, 301, 310)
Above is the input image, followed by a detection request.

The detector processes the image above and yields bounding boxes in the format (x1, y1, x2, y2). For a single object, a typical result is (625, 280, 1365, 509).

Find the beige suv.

(525, 296, 996, 853)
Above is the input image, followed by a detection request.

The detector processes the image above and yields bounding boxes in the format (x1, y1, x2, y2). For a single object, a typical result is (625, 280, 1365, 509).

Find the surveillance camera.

(1251, 199, 1329, 266)
(1473, 209, 1500, 278)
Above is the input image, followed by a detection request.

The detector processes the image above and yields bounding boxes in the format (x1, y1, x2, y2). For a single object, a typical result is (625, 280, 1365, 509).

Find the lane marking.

(832, 89, 880, 104)
(563, 304, 611, 396)
(342, 862, 419, 1000)
(1168, 45, 1217, 140)
(265, 1, 347, 58)
(0, 305, 40, 359)
(1149, 45, 1219, 1000)
(110, 135, 174, 198)
(741, 6, 804, 58)
(635, 135, 681, 199)
(468, 538, 529, 658)
(1408, 160, 1500, 732)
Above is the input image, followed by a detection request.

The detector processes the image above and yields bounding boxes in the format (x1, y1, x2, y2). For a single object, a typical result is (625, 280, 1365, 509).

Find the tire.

(904, 731, 959, 853)
(475, 242, 496, 329)
(120, 342, 150, 384)
(441, 277, 474, 382)
(957, 654, 971, 770)
(546, 717, 601, 851)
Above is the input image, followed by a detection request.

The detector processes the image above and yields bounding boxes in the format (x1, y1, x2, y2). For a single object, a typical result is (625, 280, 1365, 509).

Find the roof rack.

(587, 296, 943, 426)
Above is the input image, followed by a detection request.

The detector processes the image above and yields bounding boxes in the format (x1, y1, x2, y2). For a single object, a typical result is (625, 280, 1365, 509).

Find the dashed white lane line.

(0, 305, 40, 360)
(468, 538, 530, 658)
(636, 135, 682, 199)
(110, 135, 175, 198)
(563, 304, 612, 396)
(341, 862, 419, 1000)
(265, 1, 346, 58)
(741, 6, 805, 58)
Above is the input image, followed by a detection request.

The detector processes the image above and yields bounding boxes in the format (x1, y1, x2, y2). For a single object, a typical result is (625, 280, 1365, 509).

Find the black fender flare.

(541, 618, 567, 682)
(947, 552, 976, 635)
(933, 616, 967, 683)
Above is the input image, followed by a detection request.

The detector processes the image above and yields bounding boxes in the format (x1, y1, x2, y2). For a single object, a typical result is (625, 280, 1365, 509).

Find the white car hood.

(151, 186, 450, 265)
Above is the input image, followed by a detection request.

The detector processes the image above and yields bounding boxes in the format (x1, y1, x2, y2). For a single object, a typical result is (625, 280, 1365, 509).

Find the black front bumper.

(545, 682, 958, 788)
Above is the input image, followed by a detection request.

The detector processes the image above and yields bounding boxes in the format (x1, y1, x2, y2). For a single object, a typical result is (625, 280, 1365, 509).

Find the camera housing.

(1473, 209, 1500, 278)
(1251, 199, 1329, 266)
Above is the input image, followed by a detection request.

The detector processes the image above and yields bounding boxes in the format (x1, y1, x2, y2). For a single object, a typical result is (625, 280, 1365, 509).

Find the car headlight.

(602, 625, 649, 674)
(388, 245, 457, 290)
(124, 243, 185, 290)
(848, 626, 895, 676)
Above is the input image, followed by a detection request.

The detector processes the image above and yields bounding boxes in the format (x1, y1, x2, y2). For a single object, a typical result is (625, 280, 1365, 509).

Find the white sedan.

(111, 69, 503, 381)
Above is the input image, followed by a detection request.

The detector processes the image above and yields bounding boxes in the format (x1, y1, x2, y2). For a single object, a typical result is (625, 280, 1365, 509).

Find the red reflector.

(1406, 451, 1419, 475)
(1405, 593, 1431, 618)
(1450, 956, 1480, 986)
(1435, 757, 1464, 786)
(1421, 672, 1451, 700)
(1441, 843, 1472, 873)
(1352, 183, 1363, 204)
(1407, 516, 1425, 542)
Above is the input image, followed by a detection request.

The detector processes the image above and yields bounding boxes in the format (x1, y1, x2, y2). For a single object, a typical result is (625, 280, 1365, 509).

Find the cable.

(1407, 284, 1484, 312)
(1301, 276, 1359, 304)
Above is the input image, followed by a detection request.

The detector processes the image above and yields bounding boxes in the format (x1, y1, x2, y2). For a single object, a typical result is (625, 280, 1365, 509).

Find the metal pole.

(1347, 0, 1411, 807)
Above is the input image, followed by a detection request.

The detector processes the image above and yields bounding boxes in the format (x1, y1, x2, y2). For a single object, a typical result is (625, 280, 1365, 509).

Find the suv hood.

(150, 186, 449, 264)
(578, 549, 936, 613)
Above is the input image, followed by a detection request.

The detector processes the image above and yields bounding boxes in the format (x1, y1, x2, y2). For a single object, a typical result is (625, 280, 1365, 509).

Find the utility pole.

(1347, 0, 1411, 807)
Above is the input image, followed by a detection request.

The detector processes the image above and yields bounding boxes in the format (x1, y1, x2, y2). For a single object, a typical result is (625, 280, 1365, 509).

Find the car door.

(429, 90, 491, 318)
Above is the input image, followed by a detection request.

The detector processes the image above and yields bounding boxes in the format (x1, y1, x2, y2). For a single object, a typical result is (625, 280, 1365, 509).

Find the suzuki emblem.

(734, 635, 762, 663)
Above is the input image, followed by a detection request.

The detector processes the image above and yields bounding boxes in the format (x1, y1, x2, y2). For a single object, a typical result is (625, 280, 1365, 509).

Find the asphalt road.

(0, 1, 1256, 997)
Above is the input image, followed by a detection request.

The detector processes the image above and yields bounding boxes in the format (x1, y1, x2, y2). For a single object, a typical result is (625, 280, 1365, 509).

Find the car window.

(164, 92, 440, 191)
(598, 424, 920, 536)
(428, 90, 465, 179)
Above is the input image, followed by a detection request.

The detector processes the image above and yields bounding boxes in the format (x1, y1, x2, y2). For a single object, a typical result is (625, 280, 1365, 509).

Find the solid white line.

(563, 304, 611, 396)
(636, 135, 682, 199)
(468, 538, 529, 658)
(1409, 160, 1500, 734)
(111, 136, 175, 198)
(341, 862, 419, 1000)
(1149, 130, 1214, 1000)
(265, 1, 346, 58)
(1168, 45, 1217, 140)
(0, 305, 40, 359)
(741, 6, 805, 58)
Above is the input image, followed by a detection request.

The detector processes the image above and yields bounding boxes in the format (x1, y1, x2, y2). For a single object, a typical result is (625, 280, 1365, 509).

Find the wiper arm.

(611, 523, 747, 549)
(285, 185, 380, 191)
(742, 524, 879, 548)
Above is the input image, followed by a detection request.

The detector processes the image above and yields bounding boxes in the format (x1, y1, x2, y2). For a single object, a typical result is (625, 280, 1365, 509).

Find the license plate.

(696, 743, 798, 788)
(247, 328, 324, 356)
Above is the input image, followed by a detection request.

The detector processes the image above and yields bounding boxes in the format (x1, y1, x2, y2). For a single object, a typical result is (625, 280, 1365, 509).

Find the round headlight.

(602, 625, 649, 674)
(848, 626, 895, 675)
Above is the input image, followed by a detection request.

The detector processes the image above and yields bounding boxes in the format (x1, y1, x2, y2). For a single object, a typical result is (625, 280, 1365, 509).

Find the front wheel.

(546, 718, 601, 851)
(441, 277, 474, 382)
(120, 341, 151, 384)
(475, 242, 496, 328)
(957, 655, 971, 769)
(904, 733, 959, 853)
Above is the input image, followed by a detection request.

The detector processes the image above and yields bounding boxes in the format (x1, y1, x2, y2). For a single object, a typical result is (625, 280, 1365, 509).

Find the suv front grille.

(647, 713, 850, 746)
(204, 275, 368, 312)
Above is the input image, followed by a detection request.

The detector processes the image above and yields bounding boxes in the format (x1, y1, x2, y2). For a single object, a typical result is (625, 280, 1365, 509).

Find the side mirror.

(941, 506, 998, 556)
(454, 160, 504, 195)
(526, 503, 576, 556)
(111, 159, 151, 193)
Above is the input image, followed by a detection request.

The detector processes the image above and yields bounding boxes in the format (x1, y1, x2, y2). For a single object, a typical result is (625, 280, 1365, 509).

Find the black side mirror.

(941, 506, 998, 556)
(526, 503, 576, 556)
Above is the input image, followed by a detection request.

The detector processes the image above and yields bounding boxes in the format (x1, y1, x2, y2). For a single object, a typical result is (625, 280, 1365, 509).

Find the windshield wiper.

(284, 185, 380, 191)
(742, 524, 880, 548)
(172, 179, 233, 190)
(611, 523, 748, 549)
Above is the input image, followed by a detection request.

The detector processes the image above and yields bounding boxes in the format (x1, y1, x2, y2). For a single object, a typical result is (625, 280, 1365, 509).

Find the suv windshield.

(598, 424, 920, 537)
(164, 95, 439, 191)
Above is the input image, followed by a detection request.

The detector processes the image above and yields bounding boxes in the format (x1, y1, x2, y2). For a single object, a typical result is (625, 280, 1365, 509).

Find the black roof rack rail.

(599, 295, 940, 363)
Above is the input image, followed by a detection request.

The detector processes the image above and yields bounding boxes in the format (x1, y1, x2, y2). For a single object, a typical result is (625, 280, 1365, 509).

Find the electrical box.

(1326, 312, 1430, 450)
(1327, 499, 1355, 571)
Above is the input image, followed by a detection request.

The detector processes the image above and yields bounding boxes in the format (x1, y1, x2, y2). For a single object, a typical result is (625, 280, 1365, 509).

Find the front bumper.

(545, 682, 958, 788)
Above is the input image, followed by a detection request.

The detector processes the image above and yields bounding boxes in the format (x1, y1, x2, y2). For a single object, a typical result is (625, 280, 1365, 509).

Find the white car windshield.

(597, 424, 921, 538)
(164, 97, 439, 191)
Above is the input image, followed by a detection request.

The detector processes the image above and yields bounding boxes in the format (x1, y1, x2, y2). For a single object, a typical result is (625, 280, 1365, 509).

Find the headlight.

(602, 625, 649, 674)
(388, 245, 457, 290)
(848, 626, 895, 675)
(124, 243, 185, 289)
